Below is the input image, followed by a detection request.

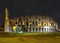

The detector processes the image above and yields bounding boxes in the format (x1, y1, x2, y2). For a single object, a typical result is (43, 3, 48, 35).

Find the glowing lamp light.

(13, 25, 17, 30)
(43, 22, 46, 26)
(38, 24, 41, 26)
(44, 26, 49, 28)
(48, 23, 51, 26)
(29, 22, 32, 25)
(22, 21, 25, 25)
(43, 26, 50, 29)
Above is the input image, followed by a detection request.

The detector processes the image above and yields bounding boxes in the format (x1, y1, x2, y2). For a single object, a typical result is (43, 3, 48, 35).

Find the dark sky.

(0, 0, 60, 27)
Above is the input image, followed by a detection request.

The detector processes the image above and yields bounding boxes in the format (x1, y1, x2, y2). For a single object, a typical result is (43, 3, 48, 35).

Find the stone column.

(31, 28, 33, 32)
(37, 28, 39, 32)
(28, 28, 30, 32)
(34, 28, 36, 32)
(39, 28, 40, 32)
(46, 28, 48, 32)
(40, 28, 43, 32)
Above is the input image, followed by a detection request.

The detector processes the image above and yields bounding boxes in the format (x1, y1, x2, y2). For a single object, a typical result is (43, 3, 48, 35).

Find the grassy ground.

(0, 32, 60, 43)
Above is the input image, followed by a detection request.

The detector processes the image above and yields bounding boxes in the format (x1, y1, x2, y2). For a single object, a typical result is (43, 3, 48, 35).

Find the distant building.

(4, 8, 58, 33)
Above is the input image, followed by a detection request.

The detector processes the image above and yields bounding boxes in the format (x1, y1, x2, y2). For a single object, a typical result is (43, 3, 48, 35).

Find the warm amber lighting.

(43, 22, 46, 26)
(54, 24, 56, 26)
(19, 22, 21, 25)
(13, 25, 17, 30)
(38, 24, 41, 26)
(38, 23, 41, 26)
(48, 22, 51, 26)
(29, 22, 32, 25)
(10, 19, 16, 24)
(22, 21, 25, 25)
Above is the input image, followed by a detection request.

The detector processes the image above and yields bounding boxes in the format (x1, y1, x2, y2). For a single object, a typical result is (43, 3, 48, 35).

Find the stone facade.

(9, 16, 58, 33)
(4, 8, 58, 33)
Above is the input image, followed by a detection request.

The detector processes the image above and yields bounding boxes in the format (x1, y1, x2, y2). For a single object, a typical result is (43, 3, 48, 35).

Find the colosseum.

(4, 8, 58, 33)
(8, 15, 58, 33)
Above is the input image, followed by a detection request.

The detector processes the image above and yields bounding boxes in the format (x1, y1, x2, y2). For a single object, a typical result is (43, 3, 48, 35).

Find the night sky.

(0, 0, 60, 27)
